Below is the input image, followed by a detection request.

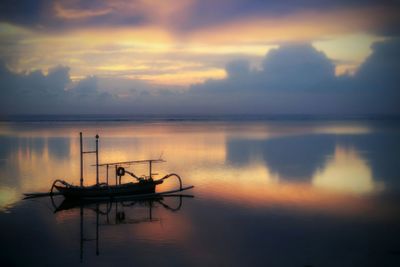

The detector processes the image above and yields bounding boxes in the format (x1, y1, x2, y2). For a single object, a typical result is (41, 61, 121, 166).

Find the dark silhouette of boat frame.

(26, 132, 194, 199)
(52, 179, 164, 198)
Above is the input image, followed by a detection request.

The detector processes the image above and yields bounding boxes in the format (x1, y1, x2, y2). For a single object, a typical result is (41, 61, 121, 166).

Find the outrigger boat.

(26, 132, 194, 199)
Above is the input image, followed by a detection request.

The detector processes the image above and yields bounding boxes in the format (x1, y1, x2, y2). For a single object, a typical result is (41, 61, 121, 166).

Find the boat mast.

(95, 134, 99, 186)
(80, 132, 83, 187)
(149, 160, 152, 179)
(80, 132, 100, 186)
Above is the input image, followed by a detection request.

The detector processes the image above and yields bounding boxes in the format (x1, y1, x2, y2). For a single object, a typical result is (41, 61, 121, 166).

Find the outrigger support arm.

(157, 173, 183, 190)
(50, 179, 73, 195)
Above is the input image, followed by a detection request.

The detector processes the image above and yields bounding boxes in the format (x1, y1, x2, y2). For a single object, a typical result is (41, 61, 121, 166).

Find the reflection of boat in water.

(25, 132, 193, 199)
(51, 194, 192, 260)
(52, 193, 191, 213)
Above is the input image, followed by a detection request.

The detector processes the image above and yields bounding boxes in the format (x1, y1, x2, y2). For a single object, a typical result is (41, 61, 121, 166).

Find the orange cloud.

(54, 2, 113, 19)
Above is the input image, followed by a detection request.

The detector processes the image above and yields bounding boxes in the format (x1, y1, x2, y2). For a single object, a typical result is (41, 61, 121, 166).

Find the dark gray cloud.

(226, 60, 250, 80)
(0, 0, 146, 30)
(0, 38, 399, 115)
(0, 0, 52, 25)
(0, 64, 70, 113)
(260, 43, 336, 90)
(0, 64, 116, 114)
(189, 38, 400, 114)
(191, 43, 337, 96)
(355, 38, 400, 91)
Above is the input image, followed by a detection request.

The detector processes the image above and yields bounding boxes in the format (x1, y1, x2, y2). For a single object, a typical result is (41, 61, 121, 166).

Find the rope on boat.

(156, 173, 183, 190)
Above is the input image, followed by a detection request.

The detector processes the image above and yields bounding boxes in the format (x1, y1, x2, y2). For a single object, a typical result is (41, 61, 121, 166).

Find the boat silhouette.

(25, 132, 194, 199)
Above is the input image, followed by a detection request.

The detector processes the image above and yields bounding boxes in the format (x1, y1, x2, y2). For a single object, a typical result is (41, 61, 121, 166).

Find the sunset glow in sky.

(1, 0, 399, 114)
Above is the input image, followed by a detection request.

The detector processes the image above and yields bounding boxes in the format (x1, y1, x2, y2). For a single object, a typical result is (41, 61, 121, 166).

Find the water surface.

(0, 119, 399, 266)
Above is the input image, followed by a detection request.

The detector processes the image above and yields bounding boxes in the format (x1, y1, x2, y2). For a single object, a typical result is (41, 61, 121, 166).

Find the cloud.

(54, 2, 113, 20)
(191, 43, 336, 94)
(0, 64, 117, 114)
(1, 0, 399, 38)
(226, 60, 250, 80)
(260, 43, 335, 90)
(0, 0, 52, 26)
(188, 5, 400, 46)
(0, 64, 71, 113)
(189, 38, 400, 114)
(355, 38, 400, 91)
(0, 38, 399, 115)
(0, 61, 180, 114)
(72, 75, 98, 95)
(2, 2, 398, 84)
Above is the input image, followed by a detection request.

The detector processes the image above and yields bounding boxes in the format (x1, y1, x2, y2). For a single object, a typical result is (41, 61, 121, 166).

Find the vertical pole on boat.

(95, 134, 99, 186)
(149, 160, 152, 180)
(115, 165, 118, 185)
(80, 132, 83, 187)
(106, 164, 109, 185)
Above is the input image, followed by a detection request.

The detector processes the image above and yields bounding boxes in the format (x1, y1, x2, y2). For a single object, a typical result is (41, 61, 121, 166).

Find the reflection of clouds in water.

(0, 121, 398, 214)
(194, 159, 390, 218)
(227, 134, 335, 180)
(209, 161, 279, 184)
(0, 127, 229, 200)
(14, 137, 77, 192)
(313, 125, 371, 135)
(312, 146, 383, 194)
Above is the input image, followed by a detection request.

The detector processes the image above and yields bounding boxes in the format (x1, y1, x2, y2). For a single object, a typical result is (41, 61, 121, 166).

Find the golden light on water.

(0, 122, 392, 219)
(189, 157, 387, 218)
(0, 187, 18, 212)
(312, 146, 383, 194)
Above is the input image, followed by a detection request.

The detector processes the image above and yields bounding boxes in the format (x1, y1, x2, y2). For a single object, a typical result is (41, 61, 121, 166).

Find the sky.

(0, 0, 399, 115)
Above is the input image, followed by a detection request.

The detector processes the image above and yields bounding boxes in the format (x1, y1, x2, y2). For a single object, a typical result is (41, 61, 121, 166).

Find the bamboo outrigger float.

(25, 132, 194, 199)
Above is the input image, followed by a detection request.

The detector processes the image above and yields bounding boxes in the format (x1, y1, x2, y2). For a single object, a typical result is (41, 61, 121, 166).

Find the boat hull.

(55, 180, 163, 199)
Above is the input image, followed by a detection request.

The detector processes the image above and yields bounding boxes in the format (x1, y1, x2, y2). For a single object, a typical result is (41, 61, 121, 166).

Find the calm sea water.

(0, 119, 400, 266)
